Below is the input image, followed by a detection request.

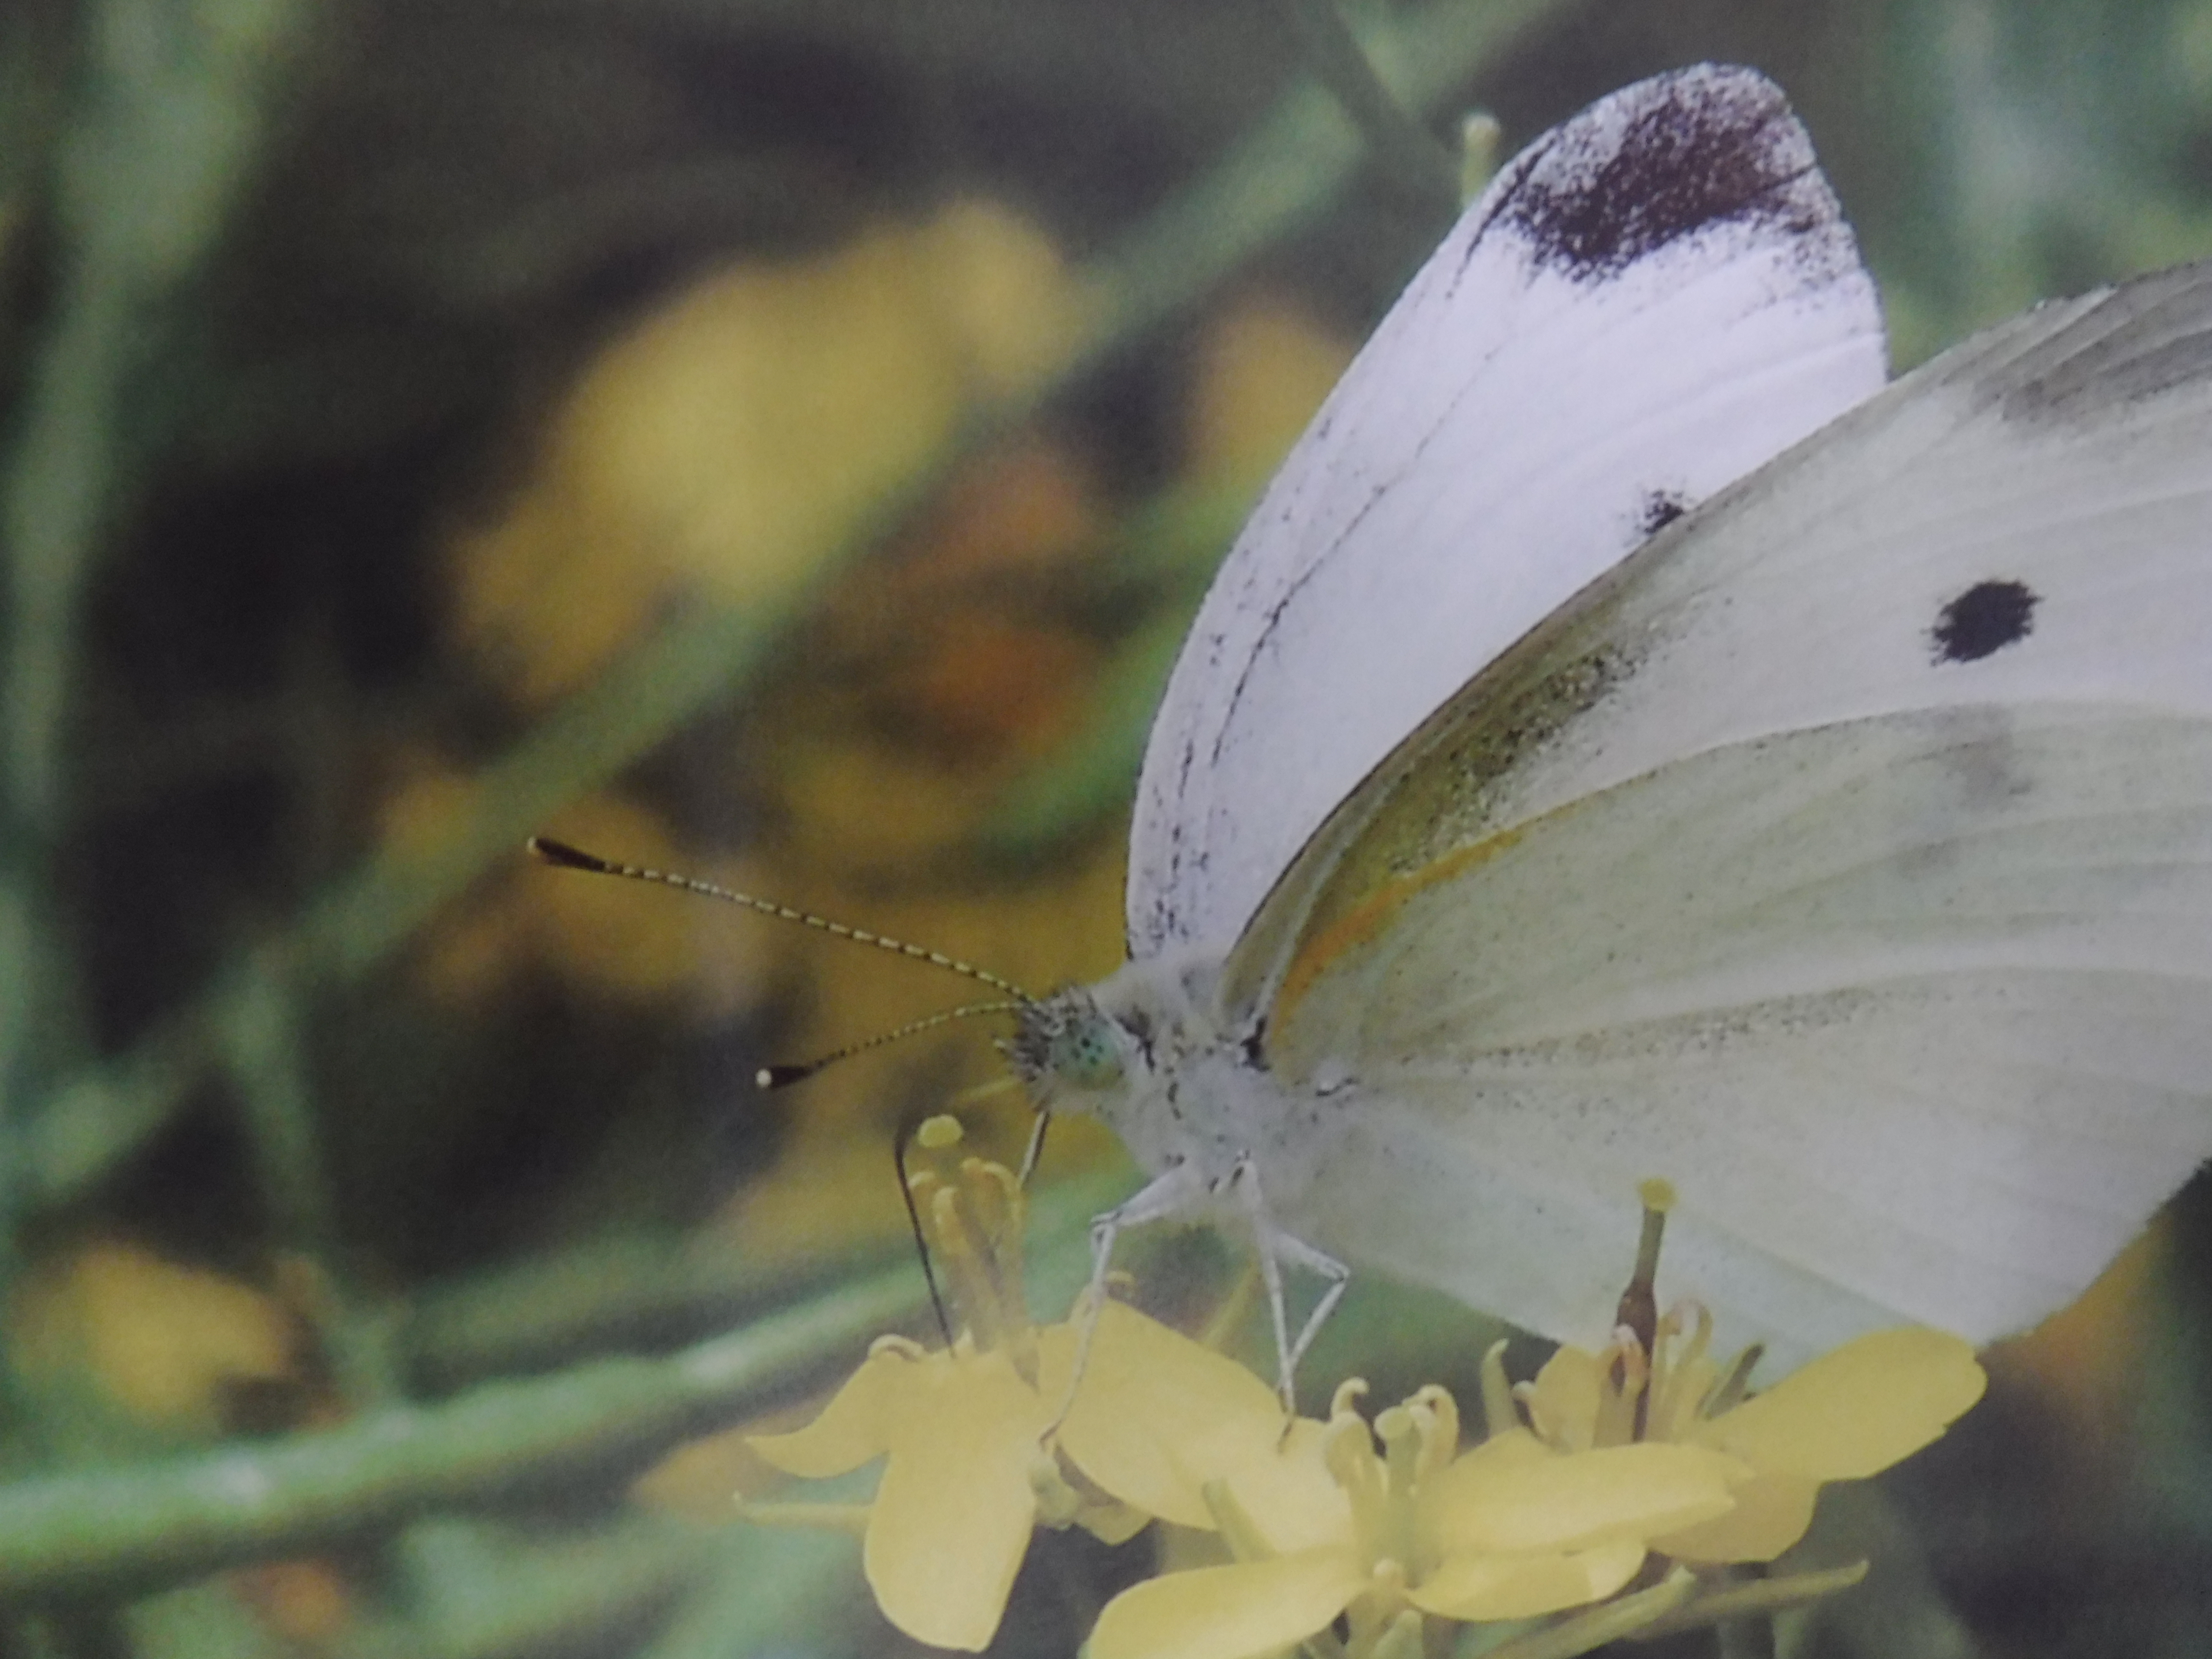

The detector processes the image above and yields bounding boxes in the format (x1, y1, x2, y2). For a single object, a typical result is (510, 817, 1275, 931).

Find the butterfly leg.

(1047, 1161, 1208, 1432)
(1226, 1157, 1351, 1411)
(1085, 1157, 1207, 1303)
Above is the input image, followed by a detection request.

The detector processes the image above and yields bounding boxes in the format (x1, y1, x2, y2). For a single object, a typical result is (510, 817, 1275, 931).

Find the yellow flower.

(1510, 1184, 1988, 1565)
(743, 1118, 1159, 1650)
(1082, 1371, 1745, 1659)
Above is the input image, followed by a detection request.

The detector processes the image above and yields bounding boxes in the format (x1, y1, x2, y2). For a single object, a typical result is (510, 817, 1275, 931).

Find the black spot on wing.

(1637, 489, 1690, 536)
(1480, 66, 1832, 283)
(1930, 579, 2039, 664)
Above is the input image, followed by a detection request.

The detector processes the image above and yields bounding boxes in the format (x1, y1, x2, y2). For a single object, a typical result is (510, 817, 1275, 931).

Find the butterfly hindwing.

(1126, 64, 1886, 958)
(1241, 260, 2212, 1364)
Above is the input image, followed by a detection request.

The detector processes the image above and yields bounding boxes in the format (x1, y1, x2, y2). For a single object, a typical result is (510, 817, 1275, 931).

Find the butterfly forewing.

(1126, 64, 1886, 960)
(1238, 260, 2212, 1365)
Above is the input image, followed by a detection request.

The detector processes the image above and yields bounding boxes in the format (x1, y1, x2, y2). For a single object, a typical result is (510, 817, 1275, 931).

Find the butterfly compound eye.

(1053, 1017, 1126, 1092)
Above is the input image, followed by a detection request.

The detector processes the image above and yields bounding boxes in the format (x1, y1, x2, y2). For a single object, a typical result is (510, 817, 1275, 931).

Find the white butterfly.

(1006, 63, 2212, 1383)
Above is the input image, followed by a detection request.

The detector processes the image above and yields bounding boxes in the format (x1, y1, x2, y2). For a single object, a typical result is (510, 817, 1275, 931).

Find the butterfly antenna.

(894, 1118, 955, 1346)
(755, 1001, 1028, 1090)
(527, 837, 1033, 998)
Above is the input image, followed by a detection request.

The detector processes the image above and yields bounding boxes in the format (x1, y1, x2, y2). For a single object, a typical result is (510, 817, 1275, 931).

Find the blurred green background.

(0, 0, 2209, 1653)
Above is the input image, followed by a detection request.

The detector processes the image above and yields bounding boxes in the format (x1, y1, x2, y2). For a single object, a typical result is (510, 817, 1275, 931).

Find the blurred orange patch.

(229, 1560, 354, 1648)
(866, 442, 1112, 765)
(1996, 1216, 2167, 1446)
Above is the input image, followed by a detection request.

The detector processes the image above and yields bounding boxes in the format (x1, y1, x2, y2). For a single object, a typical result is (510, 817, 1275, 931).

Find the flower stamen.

(902, 1118, 1042, 1378)
(1702, 1342, 1762, 1420)
(1480, 1339, 1521, 1442)
(1324, 1382, 1389, 1565)
(1593, 1328, 1647, 1449)
(1374, 1405, 1422, 1572)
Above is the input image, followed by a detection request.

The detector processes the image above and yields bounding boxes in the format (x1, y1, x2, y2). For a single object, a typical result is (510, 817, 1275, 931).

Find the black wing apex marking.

(1477, 64, 1844, 286)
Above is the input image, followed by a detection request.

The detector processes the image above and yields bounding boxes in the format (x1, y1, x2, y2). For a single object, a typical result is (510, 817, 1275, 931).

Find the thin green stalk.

(1283, 0, 1462, 209)
(0, 0, 319, 1240)
(0, 1246, 925, 1602)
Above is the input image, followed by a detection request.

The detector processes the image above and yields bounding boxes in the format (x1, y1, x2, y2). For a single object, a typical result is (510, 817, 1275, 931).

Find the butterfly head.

(1003, 988, 1138, 1110)
(1001, 956, 1249, 1184)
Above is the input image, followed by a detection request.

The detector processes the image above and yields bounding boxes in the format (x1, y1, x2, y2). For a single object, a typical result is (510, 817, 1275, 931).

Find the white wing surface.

(1126, 65, 1886, 957)
(1245, 261, 2212, 1368)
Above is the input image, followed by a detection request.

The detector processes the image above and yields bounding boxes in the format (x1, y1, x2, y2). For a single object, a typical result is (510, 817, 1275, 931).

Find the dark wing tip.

(1480, 63, 1838, 284)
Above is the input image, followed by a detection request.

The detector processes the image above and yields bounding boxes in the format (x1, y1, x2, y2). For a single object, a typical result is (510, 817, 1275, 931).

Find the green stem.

(1282, 0, 1461, 209)
(0, 1250, 922, 1602)
(0, 0, 318, 1232)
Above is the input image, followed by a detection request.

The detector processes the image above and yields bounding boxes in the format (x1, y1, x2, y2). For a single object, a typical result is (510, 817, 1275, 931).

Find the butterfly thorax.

(1005, 953, 1337, 1208)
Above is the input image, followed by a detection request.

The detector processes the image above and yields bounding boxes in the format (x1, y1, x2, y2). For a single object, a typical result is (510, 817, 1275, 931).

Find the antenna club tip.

(528, 836, 611, 873)
(758, 1063, 816, 1091)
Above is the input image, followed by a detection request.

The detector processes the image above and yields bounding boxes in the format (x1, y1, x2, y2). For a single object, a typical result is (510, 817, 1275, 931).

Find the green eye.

(1056, 1022, 1124, 1091)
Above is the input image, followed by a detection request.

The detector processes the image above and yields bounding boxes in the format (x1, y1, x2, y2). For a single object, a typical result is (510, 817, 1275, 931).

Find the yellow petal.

(1424, 1441, 1739, 1556)
(865, 1349, 1052, 1651)
(1045, 1302, 1311, 1532)
(1411, 1539, 1646, 1622)
(1701, 1329, 1986, 1480)
(1214, 1417, 1353, 1554)
(1077, 1499, 1154, 1548)
(921, 198, 1087, 399)
(1523, 1346, 1604, 1451)
(1088, 1551, 1370, 1659)
(746, 1346, 918, 1478)
(1651, 1473, 1820, 1564)
(1449, 1427, 1552, 1473)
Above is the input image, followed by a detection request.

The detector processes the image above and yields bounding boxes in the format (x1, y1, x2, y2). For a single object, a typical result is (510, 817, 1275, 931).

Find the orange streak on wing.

(1272, 824, 1528, 1036)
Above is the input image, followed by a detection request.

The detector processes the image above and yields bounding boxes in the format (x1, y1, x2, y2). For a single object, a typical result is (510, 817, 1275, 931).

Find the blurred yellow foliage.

(923, 199, 1095, 401)
(757, 437, 1113, 885)
(1183, 290, 1355, 491)
(12, 1240, 298, 1435)
(445, 199, 1087, 708)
